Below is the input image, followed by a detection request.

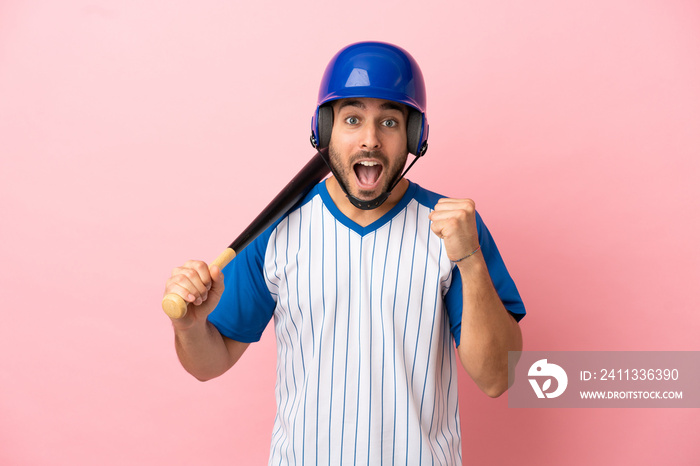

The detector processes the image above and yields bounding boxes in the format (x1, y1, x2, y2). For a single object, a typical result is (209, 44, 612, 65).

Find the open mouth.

(353, 160, 384, 190)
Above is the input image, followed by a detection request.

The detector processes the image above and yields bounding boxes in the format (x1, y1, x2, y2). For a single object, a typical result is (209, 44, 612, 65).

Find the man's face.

(328, 97, 409, 202)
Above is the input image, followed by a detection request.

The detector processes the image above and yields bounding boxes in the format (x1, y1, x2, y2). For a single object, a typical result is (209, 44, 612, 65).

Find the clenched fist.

(163, 260, 225, 328)
(428, 198, 481, 263)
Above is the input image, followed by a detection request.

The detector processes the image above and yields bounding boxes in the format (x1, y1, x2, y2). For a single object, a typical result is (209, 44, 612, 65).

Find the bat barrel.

(228, 150, 329, 252)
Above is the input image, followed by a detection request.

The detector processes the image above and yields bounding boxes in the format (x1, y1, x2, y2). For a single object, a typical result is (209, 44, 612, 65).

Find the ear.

(317, 105, 334, 149)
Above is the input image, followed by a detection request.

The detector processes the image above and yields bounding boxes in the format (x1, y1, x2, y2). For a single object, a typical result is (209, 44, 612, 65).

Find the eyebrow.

(336, 99, 407, 115)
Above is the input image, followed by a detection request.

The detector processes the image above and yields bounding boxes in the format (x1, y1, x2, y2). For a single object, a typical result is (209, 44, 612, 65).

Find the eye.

(345, 116, 359, 125)
(382, 119, 398, 128)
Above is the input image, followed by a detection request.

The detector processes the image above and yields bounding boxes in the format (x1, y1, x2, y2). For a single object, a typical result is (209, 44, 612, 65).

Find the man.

(164, 42, 525, 464)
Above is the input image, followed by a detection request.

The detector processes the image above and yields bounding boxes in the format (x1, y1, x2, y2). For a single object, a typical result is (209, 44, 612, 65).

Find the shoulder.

(234, 181, 325, 261)
(409, 182, 446, 210)
(409, 182, 487, 232)
(266, 181, 326, 232)
(410, 183, 482, 222)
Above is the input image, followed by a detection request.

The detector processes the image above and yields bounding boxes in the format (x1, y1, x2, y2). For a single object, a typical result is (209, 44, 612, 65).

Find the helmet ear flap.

(316, 105, 334, 149)
(406, 110, 427, 156)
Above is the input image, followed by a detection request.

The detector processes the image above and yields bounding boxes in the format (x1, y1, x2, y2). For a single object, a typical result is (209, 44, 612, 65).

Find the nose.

(360, 123, 381, 151)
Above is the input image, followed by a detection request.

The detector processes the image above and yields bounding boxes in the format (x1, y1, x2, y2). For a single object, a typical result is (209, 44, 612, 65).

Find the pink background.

(1, 1, 698, 464)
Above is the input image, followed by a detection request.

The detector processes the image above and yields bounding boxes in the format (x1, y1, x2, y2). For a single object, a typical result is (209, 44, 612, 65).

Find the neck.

(325, 177, 410, 227)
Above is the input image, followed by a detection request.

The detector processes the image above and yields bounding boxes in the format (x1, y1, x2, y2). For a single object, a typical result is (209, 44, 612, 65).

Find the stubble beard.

(328, 144, 408, 201)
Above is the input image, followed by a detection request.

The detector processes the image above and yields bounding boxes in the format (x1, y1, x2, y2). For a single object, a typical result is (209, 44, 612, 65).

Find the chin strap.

(315, 147, 421, 211)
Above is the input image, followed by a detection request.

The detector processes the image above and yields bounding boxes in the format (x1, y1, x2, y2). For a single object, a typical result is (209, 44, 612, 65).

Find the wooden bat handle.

(161, 151, 329, 320)
(161, 248, 237, 319)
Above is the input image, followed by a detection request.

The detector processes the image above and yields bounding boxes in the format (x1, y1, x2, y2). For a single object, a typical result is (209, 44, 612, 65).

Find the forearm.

(174, 320, 238, 381)
(456, 254, 522, 397)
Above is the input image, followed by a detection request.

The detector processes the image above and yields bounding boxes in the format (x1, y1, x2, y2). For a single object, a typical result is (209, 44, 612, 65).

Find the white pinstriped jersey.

(209, 181, 525, 465)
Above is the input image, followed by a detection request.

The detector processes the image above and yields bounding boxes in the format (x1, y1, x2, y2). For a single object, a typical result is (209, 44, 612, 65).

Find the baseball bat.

(162, 150, 330, 319)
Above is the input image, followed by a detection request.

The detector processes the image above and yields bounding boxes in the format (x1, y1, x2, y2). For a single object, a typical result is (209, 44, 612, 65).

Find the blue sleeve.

(207, 227, 278, 343)
(444, 211, 526, 347)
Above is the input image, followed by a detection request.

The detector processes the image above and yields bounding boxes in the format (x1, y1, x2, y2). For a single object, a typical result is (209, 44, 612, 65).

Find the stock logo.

(528, 359, 568, 399)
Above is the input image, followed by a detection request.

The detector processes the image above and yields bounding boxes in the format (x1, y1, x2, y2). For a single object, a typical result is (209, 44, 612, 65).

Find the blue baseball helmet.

(310, 41, 429, 157)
